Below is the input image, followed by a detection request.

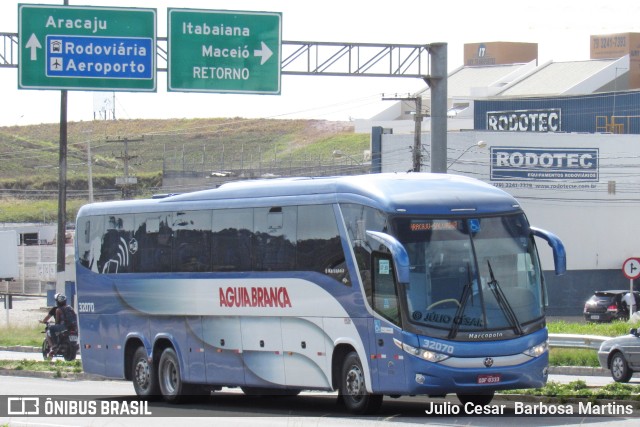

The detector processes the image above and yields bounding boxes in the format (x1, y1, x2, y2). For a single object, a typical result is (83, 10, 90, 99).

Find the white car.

(597, 328, 640, 382)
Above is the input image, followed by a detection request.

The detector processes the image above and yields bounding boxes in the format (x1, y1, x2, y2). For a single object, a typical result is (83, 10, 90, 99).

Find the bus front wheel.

(132, 346, 160, 400)
(456, 391, 495, 406)
(158, 347, 186, 403)
(339, 351, 383, 414)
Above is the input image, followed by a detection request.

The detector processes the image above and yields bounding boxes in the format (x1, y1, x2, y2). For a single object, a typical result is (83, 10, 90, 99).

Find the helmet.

(54, 293, 67, 306)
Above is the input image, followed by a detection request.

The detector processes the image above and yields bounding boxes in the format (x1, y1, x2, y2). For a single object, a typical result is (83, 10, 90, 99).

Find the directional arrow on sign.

(25, 33, 42, 61)
(623, 257, 640, 280)
(254, 41, 273, 65)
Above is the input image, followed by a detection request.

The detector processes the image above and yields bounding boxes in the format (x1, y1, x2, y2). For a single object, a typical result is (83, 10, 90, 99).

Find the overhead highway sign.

(18, 4, 156, 91)
(168, 9, 281, 94)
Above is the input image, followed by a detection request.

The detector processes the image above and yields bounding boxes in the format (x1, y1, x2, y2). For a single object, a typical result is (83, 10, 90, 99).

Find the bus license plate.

(477, 374, 501, 384)
(69, 335, 78, 342)
(590, 315, 600, 320)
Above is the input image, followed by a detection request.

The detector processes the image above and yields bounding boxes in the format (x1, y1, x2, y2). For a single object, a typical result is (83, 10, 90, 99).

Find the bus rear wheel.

(158, 347, 186, 403)
(339, 351, 383, 414)
(132, 346, 160, 400)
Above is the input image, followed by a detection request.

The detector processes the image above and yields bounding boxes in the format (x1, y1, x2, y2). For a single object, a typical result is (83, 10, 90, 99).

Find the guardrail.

(548, 333, 609, 350)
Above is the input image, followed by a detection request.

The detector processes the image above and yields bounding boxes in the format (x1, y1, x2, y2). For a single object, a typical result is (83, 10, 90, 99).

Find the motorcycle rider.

(40, 293, 76, 359)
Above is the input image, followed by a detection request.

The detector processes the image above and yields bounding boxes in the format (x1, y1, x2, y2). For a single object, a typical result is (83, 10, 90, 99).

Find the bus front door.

(369, 318, 407, 394)
(369, 252, 407, 393)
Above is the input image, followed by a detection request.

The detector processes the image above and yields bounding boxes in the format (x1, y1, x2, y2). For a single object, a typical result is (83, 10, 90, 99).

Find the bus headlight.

(394, 338, 449, 363)
(523, 340, 548, 358)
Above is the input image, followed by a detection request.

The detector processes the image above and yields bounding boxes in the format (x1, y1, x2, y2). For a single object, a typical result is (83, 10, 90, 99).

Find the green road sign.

(18, 4, 156, 91)
(168, 9, 281, 94)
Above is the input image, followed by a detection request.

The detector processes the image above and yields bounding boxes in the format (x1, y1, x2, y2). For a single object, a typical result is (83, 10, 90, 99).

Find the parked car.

(597, 328, 640, 382)
(583, 290, 640, 322)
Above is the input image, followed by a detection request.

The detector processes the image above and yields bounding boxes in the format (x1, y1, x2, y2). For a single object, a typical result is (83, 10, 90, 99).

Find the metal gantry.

(1, 33, 432, 79)
(0, 33, 18, 68)
(281, 41, 431, 79)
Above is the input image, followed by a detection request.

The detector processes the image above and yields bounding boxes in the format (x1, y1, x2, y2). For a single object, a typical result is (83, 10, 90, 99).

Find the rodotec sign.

(487, 109, 561, 132)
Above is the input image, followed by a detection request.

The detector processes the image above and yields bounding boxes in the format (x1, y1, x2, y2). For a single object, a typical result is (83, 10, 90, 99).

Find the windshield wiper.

(487, 260, 524, 336)
(448, 264, 474, 339)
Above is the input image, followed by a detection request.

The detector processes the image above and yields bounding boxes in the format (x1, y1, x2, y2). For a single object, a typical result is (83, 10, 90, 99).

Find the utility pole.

(382, 94, 426, 171)
(87, 138, 93, 203)
(108, 136, 142, 199)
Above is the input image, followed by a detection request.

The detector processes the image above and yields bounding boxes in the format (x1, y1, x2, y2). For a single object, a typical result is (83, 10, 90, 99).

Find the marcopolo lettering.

(487, 109, 561, 132)
(490, 147, 599, 182)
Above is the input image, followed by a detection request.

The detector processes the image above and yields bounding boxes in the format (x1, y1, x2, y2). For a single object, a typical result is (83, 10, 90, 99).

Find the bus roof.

(77, 173, 521, 217)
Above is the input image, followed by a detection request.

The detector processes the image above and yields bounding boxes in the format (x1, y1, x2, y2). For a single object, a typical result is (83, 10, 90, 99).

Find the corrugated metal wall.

(474, 90, 640, 133)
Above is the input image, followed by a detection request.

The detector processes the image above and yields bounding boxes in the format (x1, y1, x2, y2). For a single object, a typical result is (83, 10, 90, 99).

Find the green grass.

(0, 358, 82, 374)
(0, 198, 86, 224)
(548, 320, 639, 337)
(549, 348, 599, 367)
(0, 325, 43, 347)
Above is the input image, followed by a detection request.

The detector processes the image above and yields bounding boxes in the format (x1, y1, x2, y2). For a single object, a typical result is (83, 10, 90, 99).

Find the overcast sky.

(2, 0, 640, 126)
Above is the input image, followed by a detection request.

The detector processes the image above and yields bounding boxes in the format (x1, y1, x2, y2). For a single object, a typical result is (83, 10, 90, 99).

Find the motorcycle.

(41, 322, 79, 361)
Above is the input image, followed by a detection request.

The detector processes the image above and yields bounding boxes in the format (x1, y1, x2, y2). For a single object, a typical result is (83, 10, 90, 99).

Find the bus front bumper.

(404, 351, 549, 395)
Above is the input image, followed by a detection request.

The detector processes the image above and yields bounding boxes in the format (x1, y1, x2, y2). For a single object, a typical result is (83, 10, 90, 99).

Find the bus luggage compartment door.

(241, 316, 286, 387)
(281, 317, 331, 388)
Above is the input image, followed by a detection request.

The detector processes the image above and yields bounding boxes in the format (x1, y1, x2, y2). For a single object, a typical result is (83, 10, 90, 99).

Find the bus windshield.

(392, 214, 544, 337)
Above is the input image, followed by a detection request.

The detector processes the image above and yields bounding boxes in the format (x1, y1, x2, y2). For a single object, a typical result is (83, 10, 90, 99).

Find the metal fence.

(0, 245, 58, 296)
(548, 333, 609, 350)
(161, 151, 371, 193)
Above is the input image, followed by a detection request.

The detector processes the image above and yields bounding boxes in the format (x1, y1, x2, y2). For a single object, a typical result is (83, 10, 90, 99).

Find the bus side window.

(253, 206, 296, 271)
(297, 205, 349, 285)
(135, 214, 173, 273)
(78, 218, 92, 270)
(98, 214, 135, 274)
(371, 252, 400, 325)
(212, 208, 253, 272)
(172, 210, 212, 272)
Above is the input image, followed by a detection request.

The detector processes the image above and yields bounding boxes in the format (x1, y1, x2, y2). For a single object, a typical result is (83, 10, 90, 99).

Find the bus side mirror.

(365, 231, 410, 285)
(530, 227, 566, 276)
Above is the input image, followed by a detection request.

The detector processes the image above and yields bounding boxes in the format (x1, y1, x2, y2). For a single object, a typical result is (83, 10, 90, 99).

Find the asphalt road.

(1, 375, 639, 427)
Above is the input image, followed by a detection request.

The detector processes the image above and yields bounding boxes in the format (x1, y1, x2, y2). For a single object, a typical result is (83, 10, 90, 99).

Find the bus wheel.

(456, 391, 495, 406)
(158, 347, 185, 403)
(132, 346, 160, 400)
(339, 351, 383, 414)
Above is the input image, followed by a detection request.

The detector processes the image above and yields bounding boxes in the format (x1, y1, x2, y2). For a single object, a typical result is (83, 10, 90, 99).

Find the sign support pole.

(631, 279, 636, 315)
(56, 0, 69, 293)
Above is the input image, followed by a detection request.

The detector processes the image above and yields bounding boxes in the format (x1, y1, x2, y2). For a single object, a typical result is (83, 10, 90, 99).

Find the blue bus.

(75, 173, 565, 414)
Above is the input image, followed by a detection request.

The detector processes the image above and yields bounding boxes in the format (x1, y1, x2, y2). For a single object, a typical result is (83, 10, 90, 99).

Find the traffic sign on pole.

(622, 257, 640, 280)
(18, 4, 156, 91)
(168, 9, 281, 94)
